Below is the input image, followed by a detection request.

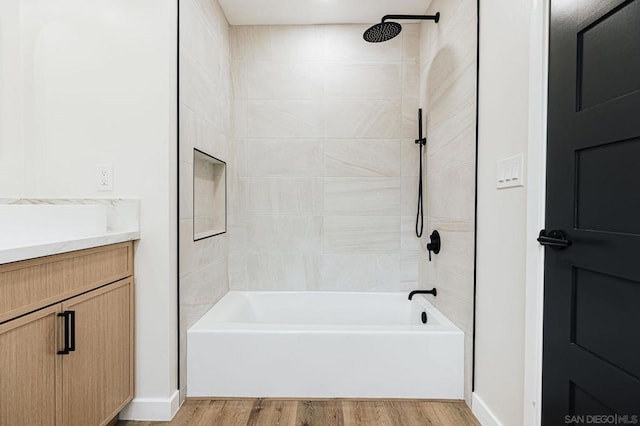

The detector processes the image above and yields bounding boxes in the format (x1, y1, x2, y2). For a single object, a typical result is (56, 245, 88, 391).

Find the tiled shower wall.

(418, 0, 478, 403)
(178, 0, 234, 400)
(178, 2, 477, 402)
(229, 24, 423, 291)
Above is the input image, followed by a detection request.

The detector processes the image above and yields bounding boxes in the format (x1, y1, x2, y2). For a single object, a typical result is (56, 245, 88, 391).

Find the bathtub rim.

(189, 291, 462, 334)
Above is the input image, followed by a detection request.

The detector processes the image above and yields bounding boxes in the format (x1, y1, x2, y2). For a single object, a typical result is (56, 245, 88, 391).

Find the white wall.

(474, 0, 534, 424)
(0, 0, 179, 420)
(0, 0, 25, 195)
(229, 24, 421, 292)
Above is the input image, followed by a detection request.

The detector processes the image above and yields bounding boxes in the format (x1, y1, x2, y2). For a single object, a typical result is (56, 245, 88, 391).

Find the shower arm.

(381, 13, 440, 23)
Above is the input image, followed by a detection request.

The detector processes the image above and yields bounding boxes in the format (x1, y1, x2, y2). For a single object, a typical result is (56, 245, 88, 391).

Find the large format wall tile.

(428, 119, 476, 173)
(247, 215, 322, 254)
(247, 139, 323, 177)
(402, 99, 420, 139)
(323, 216, 400, 253)
(401, 216, 422, 253)
(402, 24, 421, 63)
(426, 62, 477, 153)
(179, 218, 229, 278)
(180, 0, 223, 84)
(227, 176, 247, 216)
(402, 62, 420, 100)
(231, 23, 423, 293)
(247, 178, 318, 215)
(228, 254, 248, 288)
(426, 163, 475, 222)
(324, 63, 402, 100)
(401, 252, 420, 288)
(179, 0, 233, 400)
(181, 256, 229, 329)
(419, 0, 478, 405)
(324, 100, 402, 139)
(317, 254, 401, 291)
(179, 161, 194, 221)
(228, 215, 246, 254)
(324, 139, 400, 177)
(180, 51, 219, 128)
(401, 139, 421, 177)
(246, 254, 321, 290)
(233, 100, 248, 137)
(269, 26, 326, 62)
(324, 178, 401, 216)
(247, 61, 324, 100)
(248, 100, 324, 138)
(180, 106, 228, 164)
(230, 26, 272, 61)
(427, 217, 475, 277)
(324, 25, 402, 62)
(401, 176, 419, 217)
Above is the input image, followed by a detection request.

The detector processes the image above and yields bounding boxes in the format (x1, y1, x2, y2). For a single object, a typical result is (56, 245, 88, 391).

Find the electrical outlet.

(96, 164, 113, 191)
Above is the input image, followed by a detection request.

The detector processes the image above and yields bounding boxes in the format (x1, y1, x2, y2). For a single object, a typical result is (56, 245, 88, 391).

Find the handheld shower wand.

(415, 109, 426, 238)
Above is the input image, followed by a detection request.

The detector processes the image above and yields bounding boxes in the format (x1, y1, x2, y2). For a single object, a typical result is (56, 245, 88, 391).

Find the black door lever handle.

(538, 230, 572, 249)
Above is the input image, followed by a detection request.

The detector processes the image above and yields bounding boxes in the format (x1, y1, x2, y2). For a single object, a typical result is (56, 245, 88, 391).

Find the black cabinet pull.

(68, 310, 76, 352)
(57, 310, 75, 355)
(537, 230, 572, 250)
(57, 311, 70, 355)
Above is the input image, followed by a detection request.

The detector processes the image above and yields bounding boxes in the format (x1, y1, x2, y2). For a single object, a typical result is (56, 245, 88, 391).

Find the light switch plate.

(496, 154, 524, 189)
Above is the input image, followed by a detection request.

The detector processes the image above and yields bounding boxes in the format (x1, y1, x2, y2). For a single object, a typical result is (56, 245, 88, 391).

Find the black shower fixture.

(363, 13, 440, 43)
(427, 230, 441, 261)
(415, 108, 426, 238)
(408, 288, 438, 300)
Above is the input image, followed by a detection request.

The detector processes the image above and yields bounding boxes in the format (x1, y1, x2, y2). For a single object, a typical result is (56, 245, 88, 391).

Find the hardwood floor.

(119, 399, 479, 426)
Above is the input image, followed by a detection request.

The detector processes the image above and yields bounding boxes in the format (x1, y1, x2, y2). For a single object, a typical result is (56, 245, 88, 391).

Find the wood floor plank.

(295, 400, 344, 426)
(247, 399, 297, 426)
(205, 400, 253, 426)
(168, 400, 213, 425)
(385, 400, 436, 426)
(119, 398, 479, 426)
(342, 400, 396, 426)
(187, 400, 229, 426)
(416, 401, 480, 426)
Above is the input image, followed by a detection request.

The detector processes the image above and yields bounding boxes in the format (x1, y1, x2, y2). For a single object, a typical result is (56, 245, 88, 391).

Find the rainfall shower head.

(363, 21, 402, 43)
(363, 13, 440, 43)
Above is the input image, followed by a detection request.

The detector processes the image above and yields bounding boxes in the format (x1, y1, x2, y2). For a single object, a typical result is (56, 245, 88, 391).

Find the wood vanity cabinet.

(0, 242, 134, 426)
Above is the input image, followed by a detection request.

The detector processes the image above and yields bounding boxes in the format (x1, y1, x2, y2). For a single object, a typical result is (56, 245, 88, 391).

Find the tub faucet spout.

(408, 288, 437, 300)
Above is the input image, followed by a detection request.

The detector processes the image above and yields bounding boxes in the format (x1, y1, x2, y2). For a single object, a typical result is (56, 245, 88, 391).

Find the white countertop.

(0, 231, 140, 265)
(0, 198, 140, 265)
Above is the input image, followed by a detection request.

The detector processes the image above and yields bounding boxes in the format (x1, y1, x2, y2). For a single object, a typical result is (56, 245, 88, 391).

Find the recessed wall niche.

(193, 148, 226, 240)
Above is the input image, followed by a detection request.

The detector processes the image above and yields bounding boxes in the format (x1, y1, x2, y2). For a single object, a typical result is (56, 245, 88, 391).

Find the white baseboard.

(472, 393, 503, 426)
(118, 389, 180, 421)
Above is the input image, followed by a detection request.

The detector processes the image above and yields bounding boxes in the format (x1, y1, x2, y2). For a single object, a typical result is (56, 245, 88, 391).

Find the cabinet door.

(61, 278, 133, 426)
(0, 305, 61, 426)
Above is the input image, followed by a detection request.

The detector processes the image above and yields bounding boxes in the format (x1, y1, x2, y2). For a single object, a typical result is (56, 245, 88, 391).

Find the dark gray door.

(543, 0, 640, 423)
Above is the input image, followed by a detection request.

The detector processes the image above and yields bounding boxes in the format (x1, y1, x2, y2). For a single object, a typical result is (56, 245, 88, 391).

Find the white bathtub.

(187, 291, 464, 399)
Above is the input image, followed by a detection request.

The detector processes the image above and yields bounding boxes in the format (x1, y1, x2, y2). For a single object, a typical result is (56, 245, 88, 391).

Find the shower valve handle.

(426, 230, 441, 261)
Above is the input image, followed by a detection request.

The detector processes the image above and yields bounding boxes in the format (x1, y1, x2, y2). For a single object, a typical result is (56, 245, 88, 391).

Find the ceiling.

(218, 0, 433, 26)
